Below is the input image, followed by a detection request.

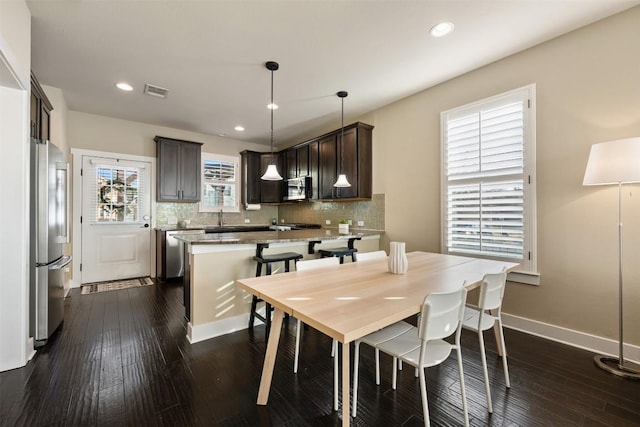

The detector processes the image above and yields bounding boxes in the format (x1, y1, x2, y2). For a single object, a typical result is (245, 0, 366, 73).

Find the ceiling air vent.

(144, 83, 168, 98)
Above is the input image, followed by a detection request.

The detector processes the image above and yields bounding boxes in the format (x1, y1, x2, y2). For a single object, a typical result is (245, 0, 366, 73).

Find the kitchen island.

(176, 229, 382, 343)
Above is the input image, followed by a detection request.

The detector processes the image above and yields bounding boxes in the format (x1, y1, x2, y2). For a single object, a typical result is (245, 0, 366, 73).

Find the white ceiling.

(27, 0, 639, 146)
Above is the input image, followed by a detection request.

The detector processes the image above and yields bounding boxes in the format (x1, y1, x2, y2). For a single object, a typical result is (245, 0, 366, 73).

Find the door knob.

(143, 224, 150, 228)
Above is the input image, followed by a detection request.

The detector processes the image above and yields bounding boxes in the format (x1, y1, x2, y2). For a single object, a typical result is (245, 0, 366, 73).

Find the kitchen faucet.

(218, 209, 224, 227)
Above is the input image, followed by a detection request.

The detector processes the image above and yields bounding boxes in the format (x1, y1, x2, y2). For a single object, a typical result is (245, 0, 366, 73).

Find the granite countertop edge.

(173, 229, 384, 245)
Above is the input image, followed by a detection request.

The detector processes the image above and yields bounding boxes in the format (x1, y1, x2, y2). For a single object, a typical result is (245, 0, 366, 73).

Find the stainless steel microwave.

(284, 176, 311, 201)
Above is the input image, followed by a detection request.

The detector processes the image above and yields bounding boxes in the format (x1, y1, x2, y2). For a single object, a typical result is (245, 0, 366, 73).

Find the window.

(441, 85, 537, 278)
(200, 153, 240, 213)
(85, 159, 147, 224)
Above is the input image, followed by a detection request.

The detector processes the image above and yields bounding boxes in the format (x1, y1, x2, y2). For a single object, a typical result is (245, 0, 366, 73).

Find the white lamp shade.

(333, 174, 351, 187)
(583, 137, 640, 186)
(261, 164, 283, 181)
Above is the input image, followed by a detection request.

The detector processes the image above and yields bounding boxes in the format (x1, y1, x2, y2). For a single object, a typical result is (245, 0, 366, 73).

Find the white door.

(81, 155, 152, 283)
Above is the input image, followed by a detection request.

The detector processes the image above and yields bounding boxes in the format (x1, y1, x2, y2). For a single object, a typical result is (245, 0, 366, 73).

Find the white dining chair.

(462, 269, 510, 414)
(353, 286, 469, 427)
(355, 250, 387, 262)
(293, 256, 341, 410)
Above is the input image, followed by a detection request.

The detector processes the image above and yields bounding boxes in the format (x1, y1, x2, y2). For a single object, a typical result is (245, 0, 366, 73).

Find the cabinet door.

(285, 149, 297, 179)
(297, 145, 309, 177)
(336, 127, 357, 199)
(40, 105, 50, 142)
(319, 134, 337, 199)
(157, 140, 181, 201)
(179, 142, 201, 201)
(241, 151, 262, 205)
(30, 91, 39, 139)
(308, 140, 319, 199)
(260, 154, 282, 203)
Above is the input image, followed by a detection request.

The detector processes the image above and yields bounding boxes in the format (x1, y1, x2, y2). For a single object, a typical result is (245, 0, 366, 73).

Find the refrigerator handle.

(57, 162, 70, 243)
(50, 255, 73, 270)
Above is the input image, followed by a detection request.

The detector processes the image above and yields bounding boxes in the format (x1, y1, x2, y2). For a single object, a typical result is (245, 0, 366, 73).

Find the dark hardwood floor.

(1, 281, 639, 426)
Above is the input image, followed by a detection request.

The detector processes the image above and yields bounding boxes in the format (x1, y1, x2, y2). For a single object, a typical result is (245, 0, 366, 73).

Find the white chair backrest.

(418, 286, 467, 342)
(478, 271, 507, 311)
(356, 250, 387, 262)
(296, 257, 340, 271)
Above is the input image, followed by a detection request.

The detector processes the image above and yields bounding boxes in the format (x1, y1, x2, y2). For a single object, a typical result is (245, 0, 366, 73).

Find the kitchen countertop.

(173, 228, 383, 245)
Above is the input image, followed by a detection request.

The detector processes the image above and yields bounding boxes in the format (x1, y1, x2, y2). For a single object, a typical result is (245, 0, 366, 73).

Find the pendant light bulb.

(261, 61, 283, 181)
(334, 91, 351, 188)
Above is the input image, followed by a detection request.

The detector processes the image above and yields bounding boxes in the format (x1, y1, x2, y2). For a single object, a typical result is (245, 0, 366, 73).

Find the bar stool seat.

(319, 247, 357, 264)
(248, 244, 303, 336)
(318, 236, 362, 264)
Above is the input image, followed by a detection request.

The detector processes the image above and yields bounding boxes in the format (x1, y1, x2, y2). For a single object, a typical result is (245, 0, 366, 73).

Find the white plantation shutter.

(200, 153, 240, 212)
(442, 85, 536, 273)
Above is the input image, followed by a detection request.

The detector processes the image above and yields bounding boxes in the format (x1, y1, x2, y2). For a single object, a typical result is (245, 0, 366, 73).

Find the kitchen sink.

(204, 225, 270, 233)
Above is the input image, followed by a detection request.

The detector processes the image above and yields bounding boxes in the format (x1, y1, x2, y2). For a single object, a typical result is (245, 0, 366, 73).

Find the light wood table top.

(235, 251, 519, 426)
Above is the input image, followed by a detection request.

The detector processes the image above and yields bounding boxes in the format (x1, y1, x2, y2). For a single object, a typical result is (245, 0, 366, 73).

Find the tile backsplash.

(156, 203, 278, 227)
(278, 193, 385, 230)
(156, 193, 385, 230)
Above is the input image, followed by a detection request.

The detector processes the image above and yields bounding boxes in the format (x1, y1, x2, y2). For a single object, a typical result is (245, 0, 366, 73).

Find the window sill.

(507, 270, 540, 286)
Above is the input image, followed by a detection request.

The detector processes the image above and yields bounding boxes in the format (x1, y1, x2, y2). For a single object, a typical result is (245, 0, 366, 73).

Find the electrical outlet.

(357, 221, 364, 227)
(281, 218, 285, 223)
(348, 220, 353, 225)
(244, 219, 250, 223)
(325, 219, 331, 225)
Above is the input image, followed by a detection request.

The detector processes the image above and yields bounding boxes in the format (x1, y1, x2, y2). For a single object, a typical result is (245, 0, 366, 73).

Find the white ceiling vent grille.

(144, 83, 168, 98)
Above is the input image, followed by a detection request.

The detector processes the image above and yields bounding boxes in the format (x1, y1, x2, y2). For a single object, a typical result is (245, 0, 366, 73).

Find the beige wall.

(68, 110, 268, 157)
(365, 7, 640, 344)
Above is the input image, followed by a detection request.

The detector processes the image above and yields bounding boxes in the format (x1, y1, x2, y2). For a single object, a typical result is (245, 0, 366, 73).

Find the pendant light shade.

(334, 91, 351, 188)
(261, 61, 283, 181)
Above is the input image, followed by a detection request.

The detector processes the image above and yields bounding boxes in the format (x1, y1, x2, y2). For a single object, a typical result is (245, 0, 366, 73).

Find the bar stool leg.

(249, 295, 258, 329)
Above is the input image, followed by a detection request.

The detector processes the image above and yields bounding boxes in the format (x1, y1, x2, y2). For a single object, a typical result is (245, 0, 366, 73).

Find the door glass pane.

(97, 167, 140, 222)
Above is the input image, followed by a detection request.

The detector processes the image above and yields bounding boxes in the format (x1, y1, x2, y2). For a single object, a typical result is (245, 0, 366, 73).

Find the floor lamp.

(583, 137, 640, 380)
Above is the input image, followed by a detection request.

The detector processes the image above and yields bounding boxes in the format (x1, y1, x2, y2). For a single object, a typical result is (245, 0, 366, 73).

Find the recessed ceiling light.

(267, 103, 278, 110)
(234, 126, 245, 132)
(430, 21, 454, 38)
(115, 82, 133, 91)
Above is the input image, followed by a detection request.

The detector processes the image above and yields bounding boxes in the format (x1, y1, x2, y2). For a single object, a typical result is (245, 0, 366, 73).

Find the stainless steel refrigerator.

(30, 139, 72, 347)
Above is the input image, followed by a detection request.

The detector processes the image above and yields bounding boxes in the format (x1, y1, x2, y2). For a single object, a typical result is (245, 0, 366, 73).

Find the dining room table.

(235, 251, 519, 426)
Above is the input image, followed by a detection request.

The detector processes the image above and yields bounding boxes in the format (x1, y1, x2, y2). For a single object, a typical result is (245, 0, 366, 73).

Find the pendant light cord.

(270, 67, 275, 162)
(340, 96, 344, 173)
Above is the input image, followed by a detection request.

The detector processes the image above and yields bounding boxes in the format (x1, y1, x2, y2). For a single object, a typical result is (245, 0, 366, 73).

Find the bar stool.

(318, 236, 361, 264)
(248, 243, 303, 336)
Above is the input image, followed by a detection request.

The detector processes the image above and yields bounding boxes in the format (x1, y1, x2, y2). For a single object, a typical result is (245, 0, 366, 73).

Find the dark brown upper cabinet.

(240, 150, 283, 204)
(155, 136, 202, 202)
(30, 72, 53, 143)
(284, 144, 309, 179)
(240, 122, 372, 204)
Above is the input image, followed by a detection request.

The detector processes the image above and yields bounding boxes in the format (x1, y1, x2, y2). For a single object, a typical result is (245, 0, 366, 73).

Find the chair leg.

(248, 295, 258, 329)
(456, 346, 470, 427)
(334, 341, 339, 411)
(497, 319, 511, 388)
(375, 348, 380, 385)
(392, 357, 398, 389)
(265, 303, 272, 338)
(294, 318, 302, 373)
(478, 330, 493, 413)
(418, 367, 430, 427)
(352, 341, 361, 418)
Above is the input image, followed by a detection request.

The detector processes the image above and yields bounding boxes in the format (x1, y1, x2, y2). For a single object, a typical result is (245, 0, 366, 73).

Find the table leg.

(257, 307, 284, 405)
(341, 342, 350, 426)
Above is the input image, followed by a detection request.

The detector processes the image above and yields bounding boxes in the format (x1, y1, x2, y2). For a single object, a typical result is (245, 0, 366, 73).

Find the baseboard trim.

(187, 312, 263, 344)
(185, 309, 640, 366)
(502, 313, 640, 365)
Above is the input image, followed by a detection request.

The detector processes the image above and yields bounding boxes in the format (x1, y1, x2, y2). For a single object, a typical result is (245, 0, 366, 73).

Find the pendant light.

(261, 61, 283, 181)
(334, 91, 351, 187)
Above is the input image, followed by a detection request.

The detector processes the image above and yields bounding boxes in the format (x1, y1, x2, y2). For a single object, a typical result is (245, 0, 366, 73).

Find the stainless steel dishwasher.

(165, 229, 205, 279)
